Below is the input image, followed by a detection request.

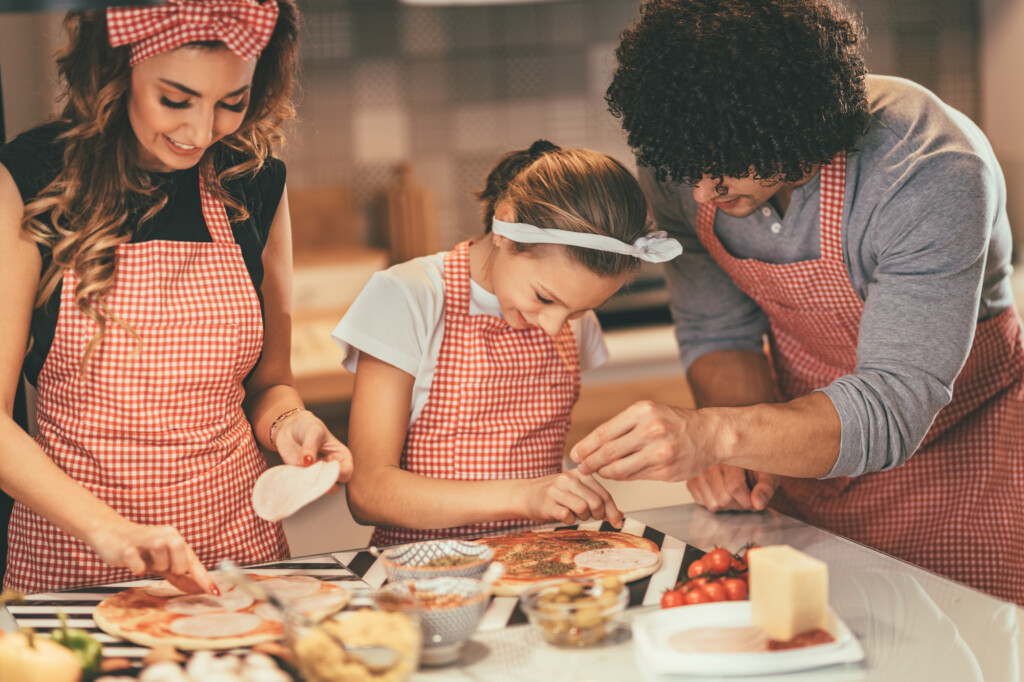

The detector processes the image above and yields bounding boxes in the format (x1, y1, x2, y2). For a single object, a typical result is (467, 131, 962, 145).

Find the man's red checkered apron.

(5, 172, 288, 593)
(696, 152, 1024, 604)
(371, 241, 580, 546)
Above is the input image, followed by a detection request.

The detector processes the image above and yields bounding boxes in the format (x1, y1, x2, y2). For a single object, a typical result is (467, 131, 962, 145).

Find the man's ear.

(493, 203, 516, 223)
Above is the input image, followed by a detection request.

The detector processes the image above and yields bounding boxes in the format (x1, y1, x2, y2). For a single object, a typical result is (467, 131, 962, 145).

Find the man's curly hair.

(607, 0, 871, 186)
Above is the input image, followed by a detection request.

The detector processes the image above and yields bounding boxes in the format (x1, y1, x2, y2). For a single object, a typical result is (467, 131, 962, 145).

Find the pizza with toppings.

(473, 529, 661, 596)
(93, 574, 349, 650)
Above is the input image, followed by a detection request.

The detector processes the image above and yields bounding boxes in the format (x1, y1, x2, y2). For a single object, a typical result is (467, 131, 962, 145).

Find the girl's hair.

(475, 140, 649, 278)
(22, 0, 298, 376)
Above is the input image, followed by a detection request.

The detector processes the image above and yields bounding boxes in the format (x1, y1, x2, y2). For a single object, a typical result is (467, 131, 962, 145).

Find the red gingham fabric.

(107, 0, 279, 66)
(5, 170, 287, 593)
(696, 152, 1024, 604)
(372, 241, 581, 546)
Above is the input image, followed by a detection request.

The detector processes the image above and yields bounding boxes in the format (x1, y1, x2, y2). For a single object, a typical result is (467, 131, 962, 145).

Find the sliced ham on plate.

(252, 460, 341, 522)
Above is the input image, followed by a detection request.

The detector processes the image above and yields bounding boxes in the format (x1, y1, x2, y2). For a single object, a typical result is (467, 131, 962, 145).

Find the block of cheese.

(748, 545, 828, 641)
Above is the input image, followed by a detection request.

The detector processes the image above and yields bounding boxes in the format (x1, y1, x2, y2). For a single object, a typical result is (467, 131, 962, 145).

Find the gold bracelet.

(269, 407, 306, 449)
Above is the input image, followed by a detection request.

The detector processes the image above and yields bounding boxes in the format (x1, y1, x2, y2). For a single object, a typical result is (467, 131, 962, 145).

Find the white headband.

(492, 218, 683, 264)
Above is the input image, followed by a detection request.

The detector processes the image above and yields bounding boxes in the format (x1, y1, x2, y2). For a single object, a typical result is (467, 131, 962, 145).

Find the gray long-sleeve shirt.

(643, 75, 1015, 478)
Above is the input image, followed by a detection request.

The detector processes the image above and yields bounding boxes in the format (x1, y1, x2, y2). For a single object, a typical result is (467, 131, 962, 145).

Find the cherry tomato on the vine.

(702, 580, 727, 602)
(705, 548, 732, 575)
(684, 587, 711, 605)
(743, 545, 760, 567)
(661, 589, 686, 609)
(686, 576, 709, 590)
(723, 578, 748, 601)
(730, 557, 747, 573)
(687, 559, 707, 578)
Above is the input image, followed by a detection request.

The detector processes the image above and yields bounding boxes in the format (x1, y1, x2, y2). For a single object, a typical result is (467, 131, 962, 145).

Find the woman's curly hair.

(606, 0, 870, 186)
(22, 0, 298, 377)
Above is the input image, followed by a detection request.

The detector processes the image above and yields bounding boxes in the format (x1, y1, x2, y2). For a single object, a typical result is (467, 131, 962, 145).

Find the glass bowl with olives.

(379, 539, 494, 582)
(519, 577, 628, 647)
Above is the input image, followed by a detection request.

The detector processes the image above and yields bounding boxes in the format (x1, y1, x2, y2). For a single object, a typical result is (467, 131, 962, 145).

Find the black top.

(0, 122, 287, 386)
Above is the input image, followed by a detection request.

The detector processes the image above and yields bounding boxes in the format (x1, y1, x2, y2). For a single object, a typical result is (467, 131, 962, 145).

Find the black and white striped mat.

(6, 518, 703, 659)
(4, 555, 362, 660)
(333, 517, 705, 632)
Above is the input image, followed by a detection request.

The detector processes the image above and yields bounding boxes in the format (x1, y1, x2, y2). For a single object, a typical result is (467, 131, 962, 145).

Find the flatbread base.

(94, 574, 348, 650)
(474, 529, 662, 596)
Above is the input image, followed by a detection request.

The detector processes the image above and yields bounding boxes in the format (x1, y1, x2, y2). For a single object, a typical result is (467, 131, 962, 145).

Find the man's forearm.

(687, 348, 780, 408)
(689, 349, 841, 478)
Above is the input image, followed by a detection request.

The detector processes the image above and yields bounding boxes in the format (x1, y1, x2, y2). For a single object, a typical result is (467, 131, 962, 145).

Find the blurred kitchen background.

(3, 0, 1023, 553)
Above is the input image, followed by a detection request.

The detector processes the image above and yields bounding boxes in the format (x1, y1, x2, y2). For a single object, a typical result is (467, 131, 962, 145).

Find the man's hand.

(569, 401, 715, 482)
(687, 464, 779, 512)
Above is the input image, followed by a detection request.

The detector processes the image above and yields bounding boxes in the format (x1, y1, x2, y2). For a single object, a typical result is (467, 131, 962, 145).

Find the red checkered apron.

(697, 152, 1024, 604)
(371, 241, 581, 546)
(6, 171, 288, 593)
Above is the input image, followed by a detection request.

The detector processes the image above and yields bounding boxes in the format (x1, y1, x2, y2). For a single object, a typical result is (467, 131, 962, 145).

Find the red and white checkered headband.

(107, 0, 279, 66)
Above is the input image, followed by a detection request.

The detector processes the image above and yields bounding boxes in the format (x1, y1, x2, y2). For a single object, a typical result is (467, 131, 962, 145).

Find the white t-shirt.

(332, 251, 610, 425)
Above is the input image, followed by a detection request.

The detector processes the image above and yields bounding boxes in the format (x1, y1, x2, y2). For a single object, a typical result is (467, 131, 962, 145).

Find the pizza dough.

(474, 529, 662, 596)
(94, 574, 350, 650)
(252, 460, 341, 522)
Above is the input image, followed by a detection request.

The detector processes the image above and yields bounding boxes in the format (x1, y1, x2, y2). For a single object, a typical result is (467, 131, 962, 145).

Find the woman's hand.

(89, 521, 217, 595)
(273, 409, 354, 484)
(523, 469, 624, 527)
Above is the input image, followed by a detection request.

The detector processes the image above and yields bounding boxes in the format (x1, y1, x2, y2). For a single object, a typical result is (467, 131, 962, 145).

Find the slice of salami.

(165, 591, 255, 615)
(573, 548, 660, 571)
(168, 613, 263, 639)
(252, 460, 341, 522)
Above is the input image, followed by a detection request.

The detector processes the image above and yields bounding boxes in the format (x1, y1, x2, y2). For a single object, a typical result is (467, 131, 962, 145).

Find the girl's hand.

(686, 464, 780, 512)
(90, 521, 217, 595)
(274, 409, 355, 485)
(525, 469, 624, 527)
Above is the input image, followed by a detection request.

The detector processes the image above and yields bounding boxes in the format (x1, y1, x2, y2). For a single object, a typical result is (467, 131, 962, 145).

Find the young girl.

(0, 0, 352, 594)
(333, 141, 681, 545)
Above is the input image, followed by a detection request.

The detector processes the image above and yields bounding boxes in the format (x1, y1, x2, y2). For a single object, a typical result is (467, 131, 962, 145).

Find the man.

(572, 0, 1024, 604)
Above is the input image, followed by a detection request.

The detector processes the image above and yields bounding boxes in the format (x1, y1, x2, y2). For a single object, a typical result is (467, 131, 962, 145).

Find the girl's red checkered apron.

(696, 152, 1024, 604)
(371, 241, 581, 546)
(5, 171, 288, 593)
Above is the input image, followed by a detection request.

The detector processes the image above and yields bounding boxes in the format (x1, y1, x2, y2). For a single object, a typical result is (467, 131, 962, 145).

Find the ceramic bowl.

(379, 577, 490, 666)
(379, 539, 494, 582)
(519, 578, 628, 647)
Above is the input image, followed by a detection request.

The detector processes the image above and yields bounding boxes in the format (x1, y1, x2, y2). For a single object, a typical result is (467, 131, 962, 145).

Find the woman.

(0, 0, 352, 594)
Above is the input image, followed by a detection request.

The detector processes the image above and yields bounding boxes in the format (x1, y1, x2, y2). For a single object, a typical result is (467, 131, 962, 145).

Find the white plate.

(633, 602, 864, 677)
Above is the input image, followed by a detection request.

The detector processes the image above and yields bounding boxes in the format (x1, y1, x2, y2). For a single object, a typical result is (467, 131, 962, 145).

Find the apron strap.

(198, 168, 236, 245)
